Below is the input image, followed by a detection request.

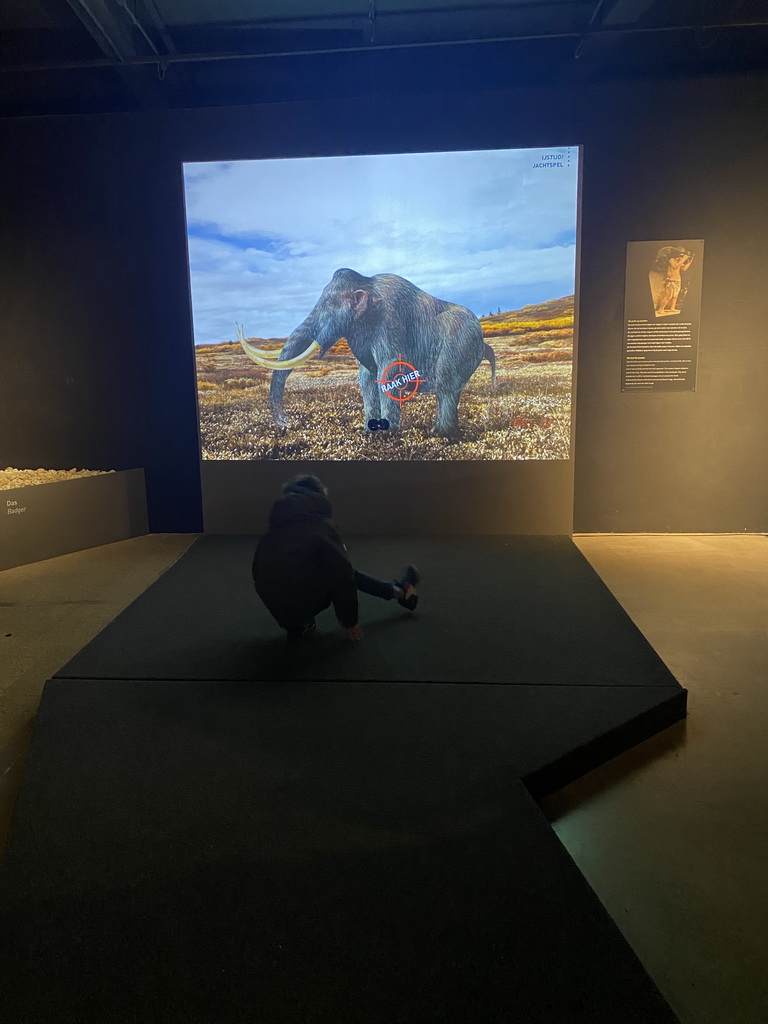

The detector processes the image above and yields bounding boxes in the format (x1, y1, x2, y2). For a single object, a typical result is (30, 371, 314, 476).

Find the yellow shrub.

(482, 316, 573, 337)
(519, 350, 572, 363)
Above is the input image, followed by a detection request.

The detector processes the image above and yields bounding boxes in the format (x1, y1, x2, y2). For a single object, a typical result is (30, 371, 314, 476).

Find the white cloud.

(183, 148, 579, 342)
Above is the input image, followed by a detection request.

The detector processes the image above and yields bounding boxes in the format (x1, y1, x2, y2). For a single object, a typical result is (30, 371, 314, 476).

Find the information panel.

(622, 239, 704, 392)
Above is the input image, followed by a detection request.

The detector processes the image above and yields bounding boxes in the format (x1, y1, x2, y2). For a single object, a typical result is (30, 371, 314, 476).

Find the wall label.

(622, 239, 704, 393)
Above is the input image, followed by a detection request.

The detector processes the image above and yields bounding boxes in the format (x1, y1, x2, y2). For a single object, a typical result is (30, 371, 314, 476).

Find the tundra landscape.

(195, 296, 574, 461)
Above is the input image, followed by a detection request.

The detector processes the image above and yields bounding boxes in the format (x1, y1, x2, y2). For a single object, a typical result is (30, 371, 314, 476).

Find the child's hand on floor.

(343, 625, 363, 642)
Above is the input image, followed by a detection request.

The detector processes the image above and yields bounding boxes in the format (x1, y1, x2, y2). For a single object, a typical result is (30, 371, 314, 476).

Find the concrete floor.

(1, 533, 766, 1024)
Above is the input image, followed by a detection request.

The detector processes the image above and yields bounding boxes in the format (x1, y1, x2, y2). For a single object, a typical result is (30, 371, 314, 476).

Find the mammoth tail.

(484, 343, 497, 387)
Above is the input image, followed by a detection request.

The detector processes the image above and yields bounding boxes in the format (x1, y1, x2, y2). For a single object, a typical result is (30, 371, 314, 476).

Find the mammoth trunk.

(268, 321, 317, 427)
(269, 367, 293, 427)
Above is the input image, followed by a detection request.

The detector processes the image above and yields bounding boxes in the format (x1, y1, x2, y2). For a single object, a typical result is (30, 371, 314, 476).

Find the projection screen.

(183, 147, 580, 461)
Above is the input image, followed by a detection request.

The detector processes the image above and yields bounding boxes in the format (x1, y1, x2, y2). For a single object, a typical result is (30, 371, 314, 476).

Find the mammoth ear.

(351, 289, 369, 316)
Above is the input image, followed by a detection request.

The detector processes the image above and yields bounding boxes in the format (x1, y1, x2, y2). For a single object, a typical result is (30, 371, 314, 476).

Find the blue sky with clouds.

(183, 148, 579, 346)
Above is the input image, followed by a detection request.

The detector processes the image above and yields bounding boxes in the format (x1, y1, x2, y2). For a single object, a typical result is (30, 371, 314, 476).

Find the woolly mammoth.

(239, 269, 496, 438)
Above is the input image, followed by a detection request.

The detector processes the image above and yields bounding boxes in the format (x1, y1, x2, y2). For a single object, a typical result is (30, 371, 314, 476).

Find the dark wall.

(574, 77, 768, 532)
(1, 74, 766, 533)
(0, 115, 203, 531)
(202, 461, 574, 538)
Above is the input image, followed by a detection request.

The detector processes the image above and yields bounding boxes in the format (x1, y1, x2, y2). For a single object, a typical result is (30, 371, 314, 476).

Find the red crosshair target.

(376, 356, 425, 402)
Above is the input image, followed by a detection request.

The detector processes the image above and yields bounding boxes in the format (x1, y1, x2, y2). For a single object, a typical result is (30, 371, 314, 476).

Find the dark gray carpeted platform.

(1, 535, 686, 1022)
(1, 678, 682, 1023)
(57, 534, 679, 685)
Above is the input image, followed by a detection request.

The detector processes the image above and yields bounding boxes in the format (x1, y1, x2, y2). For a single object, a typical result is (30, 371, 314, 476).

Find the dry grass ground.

(196, 296, 574, 460)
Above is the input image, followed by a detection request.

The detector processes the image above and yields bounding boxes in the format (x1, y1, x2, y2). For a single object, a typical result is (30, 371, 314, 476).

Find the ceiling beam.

(601, 0, 658, 26)
(64, 0, 168, 105)
(135, 0, 178, 57)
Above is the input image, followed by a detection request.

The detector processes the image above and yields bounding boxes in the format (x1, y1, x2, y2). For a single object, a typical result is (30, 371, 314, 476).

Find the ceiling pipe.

(2, 19, 766, 74)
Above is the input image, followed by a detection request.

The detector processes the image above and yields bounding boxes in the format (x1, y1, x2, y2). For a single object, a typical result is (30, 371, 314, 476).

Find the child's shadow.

(245, 610, 419, 682)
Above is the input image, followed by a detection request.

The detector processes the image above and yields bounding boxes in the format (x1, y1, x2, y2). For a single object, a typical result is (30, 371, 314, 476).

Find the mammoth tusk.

(242, 339, 321, 370)
(236, 323, 321, 369)
(234, 322, 280, 358)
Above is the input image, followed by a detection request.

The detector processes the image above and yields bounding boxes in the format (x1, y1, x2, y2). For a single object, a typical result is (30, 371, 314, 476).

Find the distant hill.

(479, 295, 574, 324)
(478, 296, 574, 341)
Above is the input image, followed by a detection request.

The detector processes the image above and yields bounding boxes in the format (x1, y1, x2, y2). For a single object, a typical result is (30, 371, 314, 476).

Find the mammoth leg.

(381, 389, 403, 430)
(358, 365, 382, 427)
(431, 309, 483, 437)
(433, 385, 462, 437)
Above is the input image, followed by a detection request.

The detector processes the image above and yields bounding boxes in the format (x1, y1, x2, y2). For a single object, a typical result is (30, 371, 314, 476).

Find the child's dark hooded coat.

(252, 481, 358, 629)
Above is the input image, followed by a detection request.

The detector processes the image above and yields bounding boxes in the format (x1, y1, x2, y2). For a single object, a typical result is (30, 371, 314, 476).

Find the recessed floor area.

(544, 534, 768, 1024)
(1, 533, 767, 1023)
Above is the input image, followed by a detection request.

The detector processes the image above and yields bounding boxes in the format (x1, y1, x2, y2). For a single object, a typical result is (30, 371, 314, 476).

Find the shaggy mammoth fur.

(241, 269, 496, 437)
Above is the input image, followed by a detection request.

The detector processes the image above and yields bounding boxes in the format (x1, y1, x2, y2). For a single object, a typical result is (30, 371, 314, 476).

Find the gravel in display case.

(1, 468, 147, 571)
(1, 467, 115, 490)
